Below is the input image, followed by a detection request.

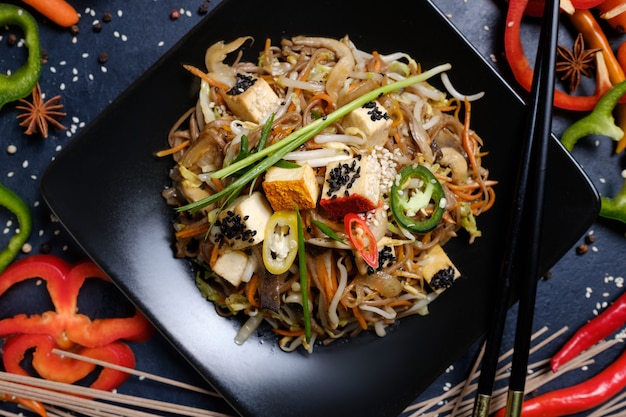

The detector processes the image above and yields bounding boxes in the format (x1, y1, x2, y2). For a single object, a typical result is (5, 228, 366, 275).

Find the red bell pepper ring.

(344, 213, 379, 269)
(505, 0, 607, 111)
(3, 334, 136, 391)
(0, 254, 153, 392)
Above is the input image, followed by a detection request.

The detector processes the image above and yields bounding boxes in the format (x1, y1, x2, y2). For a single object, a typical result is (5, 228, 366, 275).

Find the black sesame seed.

(430, 267, 456, 290)
(227, 73, 257, 96)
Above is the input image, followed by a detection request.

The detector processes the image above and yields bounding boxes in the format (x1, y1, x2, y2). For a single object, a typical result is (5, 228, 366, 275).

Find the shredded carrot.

(352, 306, 368, 330)
(309, 92, 335, 112)
(175, 222, 211, 240)
(21, 0, 79, 27)
(183, 64, 230, 91)
(211, 177, 224, 192)
(316, 256, 331, 302)
(208, 242, 220, 268)
(246, 274, 260, 308)
(387, 299, 413, 308)
(155, 140, 190, 157)
(273, 328, 305, 337)
(389, 105, 404, 128)
(370, 51, 382, 73)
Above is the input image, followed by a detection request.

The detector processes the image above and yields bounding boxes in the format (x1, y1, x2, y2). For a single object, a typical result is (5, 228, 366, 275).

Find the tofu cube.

(262, 163, 320, 211)
(320, 155, 380, 219)
(212, 249, 249, 287)
(214, 191, 273, 250)
(221, 74, 281, 123)
(341, 101, 392, 148)
(419, 244, 461, 294)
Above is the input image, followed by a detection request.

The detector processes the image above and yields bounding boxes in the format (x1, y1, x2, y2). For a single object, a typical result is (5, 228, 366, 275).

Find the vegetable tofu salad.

(158, 35, 497, 353)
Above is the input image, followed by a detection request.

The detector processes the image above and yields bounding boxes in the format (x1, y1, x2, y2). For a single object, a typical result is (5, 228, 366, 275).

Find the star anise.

(556, 33, 600, 93)
(15, 83, 67, 138)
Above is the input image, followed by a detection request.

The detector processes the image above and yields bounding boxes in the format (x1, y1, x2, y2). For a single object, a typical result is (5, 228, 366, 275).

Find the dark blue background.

(0, 0, 625, 415)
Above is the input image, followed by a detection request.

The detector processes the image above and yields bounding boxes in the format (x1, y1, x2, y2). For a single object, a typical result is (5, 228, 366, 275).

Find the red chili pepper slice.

(344, 213, 378, 269)
(0, 254, 153, 392)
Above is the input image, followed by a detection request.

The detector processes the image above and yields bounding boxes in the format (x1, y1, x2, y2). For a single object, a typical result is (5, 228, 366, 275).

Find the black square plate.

(41, 0, 600, 416)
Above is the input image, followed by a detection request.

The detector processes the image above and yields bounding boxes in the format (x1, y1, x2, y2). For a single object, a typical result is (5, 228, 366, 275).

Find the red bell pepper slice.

(344, 213, 379, 269)
(2, 334, 135, 391)
(516, 0, 607, 17)
(505, 0, 607, 111)
(0, 254, 153, 393)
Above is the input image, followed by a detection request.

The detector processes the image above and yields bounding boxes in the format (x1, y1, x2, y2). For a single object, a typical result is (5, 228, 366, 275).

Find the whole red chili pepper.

(551, 291, 626, 372)
(494, 346, 626, 416)
(505, 0, 608, 111)
(0, 255, 154, 392)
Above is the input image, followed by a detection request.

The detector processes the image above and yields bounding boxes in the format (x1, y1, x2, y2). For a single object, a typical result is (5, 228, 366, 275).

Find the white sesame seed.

(22, 160, 29, 168)
(50, 67, 57, 74)
(6, 145, 17, 154)
(82, 52, 89, 58)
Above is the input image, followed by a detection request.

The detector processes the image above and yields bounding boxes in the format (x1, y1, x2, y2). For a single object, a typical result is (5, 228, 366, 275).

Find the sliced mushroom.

(439, 147, 468, 184)
(292, 36, 355, 104)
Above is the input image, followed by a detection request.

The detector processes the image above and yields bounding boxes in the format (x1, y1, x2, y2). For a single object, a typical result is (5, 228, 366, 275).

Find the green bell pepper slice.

(0, 182, 32, 273)
(0, 3, 42, 111)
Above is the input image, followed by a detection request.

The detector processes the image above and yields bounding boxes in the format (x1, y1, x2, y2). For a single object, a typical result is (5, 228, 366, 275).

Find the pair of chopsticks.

(472, 0, 560, 416)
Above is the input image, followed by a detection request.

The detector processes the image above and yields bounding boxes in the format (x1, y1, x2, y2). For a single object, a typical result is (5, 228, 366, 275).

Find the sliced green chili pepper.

(0, 4, 42, 111)
(0, 182, 32, 273)
(600, 179, 626, 223)
(560, 80, 626, 151)
(263, 210, 298, 275)
(390, 164, 445, 234)
(559, 81, 626, 225)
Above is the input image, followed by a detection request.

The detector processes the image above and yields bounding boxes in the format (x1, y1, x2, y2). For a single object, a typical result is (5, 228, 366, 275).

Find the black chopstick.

(471, 1, 560, 416)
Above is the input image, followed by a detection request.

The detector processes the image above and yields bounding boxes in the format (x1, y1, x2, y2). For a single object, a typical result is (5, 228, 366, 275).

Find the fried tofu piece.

(262, 163, 319, 211)
(221, 74, 281, 123)
(320, 155, 380, 219)
(214, 191, 273, 250)
(420, 244, 461, 294)
(341, 100, 392, 148)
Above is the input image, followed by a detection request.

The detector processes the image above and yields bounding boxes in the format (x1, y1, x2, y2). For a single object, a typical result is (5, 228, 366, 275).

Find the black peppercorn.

(98, 52, 109, 64)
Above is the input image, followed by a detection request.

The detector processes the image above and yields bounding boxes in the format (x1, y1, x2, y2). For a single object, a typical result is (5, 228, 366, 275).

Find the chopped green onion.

(295, 206, 311, 343)
(311, 219, 345, 244)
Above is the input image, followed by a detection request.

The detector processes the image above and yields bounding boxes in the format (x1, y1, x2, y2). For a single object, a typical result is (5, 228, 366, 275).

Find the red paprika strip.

(0, 255, 154, 393)
(495, 347, 626, 416)
(514, 0, 607, 17)
(551, 291, 626, 372)
(505, 0, 606, 111)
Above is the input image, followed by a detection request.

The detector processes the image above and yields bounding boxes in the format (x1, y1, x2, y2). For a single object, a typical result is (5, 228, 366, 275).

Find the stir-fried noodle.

(159, 35, 497, 353)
